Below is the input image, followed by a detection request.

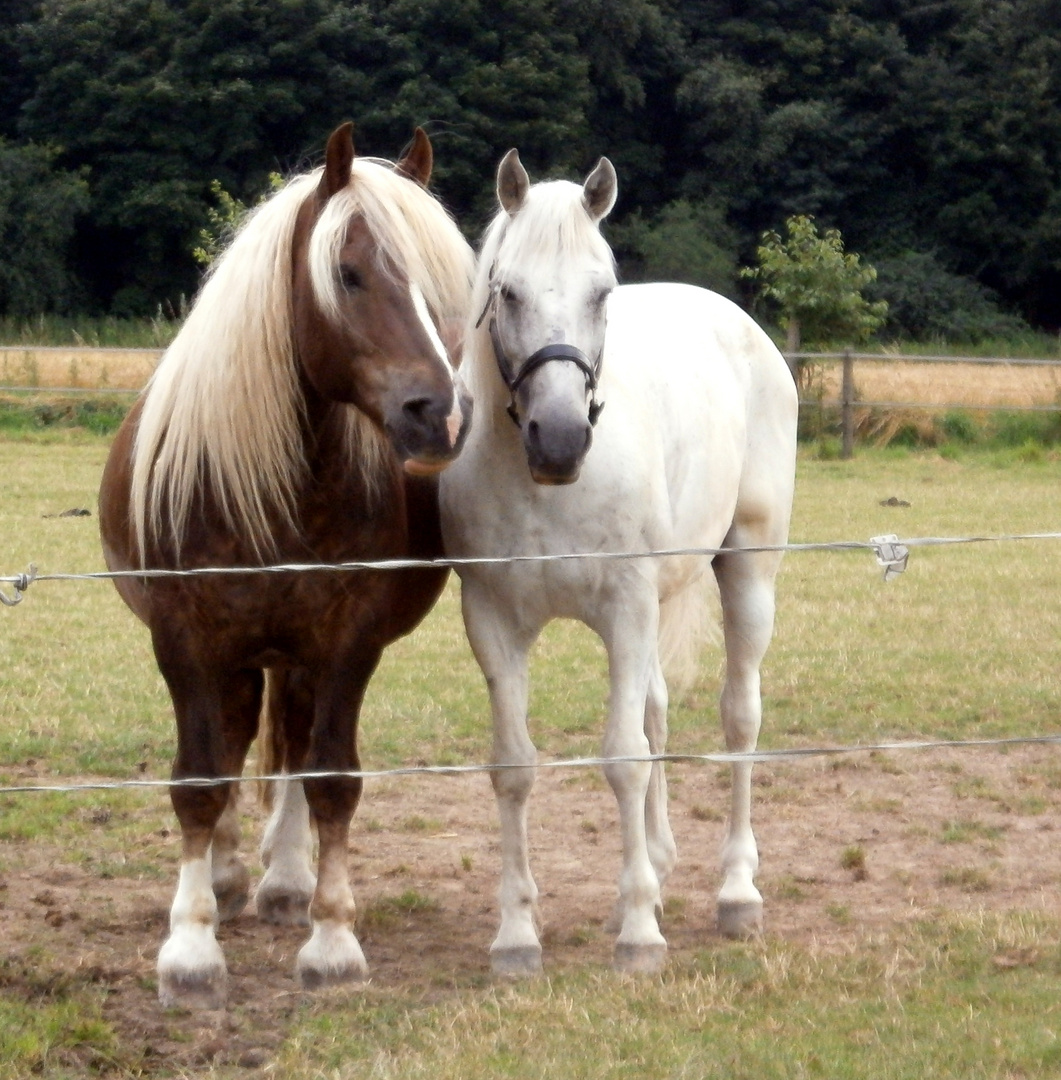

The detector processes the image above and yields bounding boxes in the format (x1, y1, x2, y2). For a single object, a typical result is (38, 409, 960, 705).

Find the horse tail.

(657, 569, 720, 700)
(256, 669, 286, 809)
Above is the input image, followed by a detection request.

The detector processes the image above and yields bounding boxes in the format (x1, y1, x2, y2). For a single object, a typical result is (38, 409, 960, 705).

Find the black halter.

(476, 282, 605, 429)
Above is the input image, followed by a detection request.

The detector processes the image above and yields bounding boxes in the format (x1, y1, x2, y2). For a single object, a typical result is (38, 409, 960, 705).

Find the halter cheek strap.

(476, 284, 606, 429)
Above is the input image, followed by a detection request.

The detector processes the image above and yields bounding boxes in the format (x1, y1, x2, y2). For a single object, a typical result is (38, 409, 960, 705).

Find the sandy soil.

(2, 743, 1059, 1072)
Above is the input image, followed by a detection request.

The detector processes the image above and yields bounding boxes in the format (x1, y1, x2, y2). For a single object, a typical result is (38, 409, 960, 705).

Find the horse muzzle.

(388, 378, 474, 474)
(522, 408, 593, 485)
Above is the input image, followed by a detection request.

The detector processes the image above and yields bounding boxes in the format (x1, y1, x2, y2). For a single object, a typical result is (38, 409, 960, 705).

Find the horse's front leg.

(712, 546, 782, 938)
(156, 661, 262, 1009)
(461, 578, 542, 976)
(295, 660, 377, 989)
(599, 600, 668, 974)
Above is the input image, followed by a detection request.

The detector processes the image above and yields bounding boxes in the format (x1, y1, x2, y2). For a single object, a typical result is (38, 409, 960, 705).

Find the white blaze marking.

(409, 282, 463, 449)
(410, 283, 451, 368)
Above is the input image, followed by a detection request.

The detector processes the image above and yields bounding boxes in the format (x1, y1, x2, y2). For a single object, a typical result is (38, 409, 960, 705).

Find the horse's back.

(601, 283, 796, 541)
(605, 282, 793, 414)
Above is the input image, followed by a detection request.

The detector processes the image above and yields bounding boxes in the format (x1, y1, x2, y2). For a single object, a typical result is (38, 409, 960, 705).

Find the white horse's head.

(478, 149, 618, 484)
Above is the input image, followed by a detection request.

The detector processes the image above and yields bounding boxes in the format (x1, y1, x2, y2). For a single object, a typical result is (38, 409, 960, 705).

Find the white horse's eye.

(499, 283, 519, 305)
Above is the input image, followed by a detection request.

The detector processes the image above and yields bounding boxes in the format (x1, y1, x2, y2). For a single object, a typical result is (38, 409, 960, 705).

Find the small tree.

(192, 174, 285, 268)
(742, 215, 887, 382)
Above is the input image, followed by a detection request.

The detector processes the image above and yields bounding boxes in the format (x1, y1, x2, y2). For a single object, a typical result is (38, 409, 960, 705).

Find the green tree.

(15, 0, 613, 310)
(0, 140, 89, 315)
(610, 199, 740, 298)
(742, 215, 887, 369)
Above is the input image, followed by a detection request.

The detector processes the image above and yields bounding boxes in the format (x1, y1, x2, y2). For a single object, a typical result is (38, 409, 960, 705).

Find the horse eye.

(339, 266, 364, 291)
(499, 284, 519, 305)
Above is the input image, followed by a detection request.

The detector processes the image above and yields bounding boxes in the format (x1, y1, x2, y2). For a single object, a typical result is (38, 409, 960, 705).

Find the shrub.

(869, 251, 1029, 343)
(939, 411, 978, 444)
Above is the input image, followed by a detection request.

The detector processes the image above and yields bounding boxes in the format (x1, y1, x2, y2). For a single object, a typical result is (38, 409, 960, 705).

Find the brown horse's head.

(292, 123, 474, 475)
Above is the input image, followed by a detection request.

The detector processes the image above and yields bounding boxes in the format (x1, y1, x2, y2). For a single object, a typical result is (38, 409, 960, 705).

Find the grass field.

(1, 435, 1061, 1077)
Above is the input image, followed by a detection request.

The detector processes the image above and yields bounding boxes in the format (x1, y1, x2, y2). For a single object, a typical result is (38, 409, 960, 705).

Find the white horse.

(438, 150, 798, 975)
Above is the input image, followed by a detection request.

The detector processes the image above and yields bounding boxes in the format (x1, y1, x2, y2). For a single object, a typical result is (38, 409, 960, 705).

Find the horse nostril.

(403, 396, 434, 423)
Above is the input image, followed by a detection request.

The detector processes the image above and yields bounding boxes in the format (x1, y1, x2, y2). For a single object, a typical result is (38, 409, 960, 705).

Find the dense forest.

(1, 0, 1059, 338)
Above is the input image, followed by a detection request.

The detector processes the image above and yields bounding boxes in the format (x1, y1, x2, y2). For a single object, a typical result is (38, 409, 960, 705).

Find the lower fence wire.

(4, 734, 1061, 796)
(3, 529, 1061, 793)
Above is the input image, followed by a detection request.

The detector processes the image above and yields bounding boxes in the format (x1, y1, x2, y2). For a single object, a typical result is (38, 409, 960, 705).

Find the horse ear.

(396, 127, 433, 187)
(320, 122, 356, 201)
(582, 157, 617, 222)
(497, 148, 530, 216)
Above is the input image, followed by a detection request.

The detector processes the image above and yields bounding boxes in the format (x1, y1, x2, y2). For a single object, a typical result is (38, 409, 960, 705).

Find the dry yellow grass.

(4, 347, 1061, 411)
(0, 346, 161, 390)
(810, 357, 1061, 409)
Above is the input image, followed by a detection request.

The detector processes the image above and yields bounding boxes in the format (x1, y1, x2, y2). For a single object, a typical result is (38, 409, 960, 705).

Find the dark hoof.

(298, 959, 369, 991)
(614, 940, 667, 975)
(490, 945, 543, 977)
(158, 969, 228, 1011)
(256, 885, 313, 927)
(718, 899, 763, 939)
(213, 865, 251, 923)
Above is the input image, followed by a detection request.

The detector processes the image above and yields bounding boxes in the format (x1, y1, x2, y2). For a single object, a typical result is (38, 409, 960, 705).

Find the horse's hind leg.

(157, 663, 262, 1009)
(211, 784, 251, 921)
(644, 658, 677, 890)
(712, 543, 783, 938)
(256, 668, 316, 927)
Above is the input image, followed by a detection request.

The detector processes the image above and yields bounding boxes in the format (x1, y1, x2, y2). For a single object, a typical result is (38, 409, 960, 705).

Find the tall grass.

(0, 313, 180, 349)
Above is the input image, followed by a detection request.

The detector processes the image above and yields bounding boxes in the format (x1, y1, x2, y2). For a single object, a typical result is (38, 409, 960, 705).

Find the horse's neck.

(467, 325, 517, 428)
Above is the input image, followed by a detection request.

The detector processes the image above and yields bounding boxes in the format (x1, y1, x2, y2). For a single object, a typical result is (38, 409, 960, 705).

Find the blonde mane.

(131, 158, 474, 563)
(464, 180, 615, 419)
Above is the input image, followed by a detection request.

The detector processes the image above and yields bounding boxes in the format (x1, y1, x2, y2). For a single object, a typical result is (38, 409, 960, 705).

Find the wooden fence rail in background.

(786, 351, 1061, 459)
(1, 347, 1060, 460)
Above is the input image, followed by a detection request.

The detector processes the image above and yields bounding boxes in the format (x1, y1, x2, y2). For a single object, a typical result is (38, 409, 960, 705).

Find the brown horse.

(98, 123, 474, 1009)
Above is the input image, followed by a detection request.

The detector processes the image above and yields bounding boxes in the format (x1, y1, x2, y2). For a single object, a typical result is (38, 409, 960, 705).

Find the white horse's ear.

(582, 157, 617, 222)
(497, 149, 530, 216)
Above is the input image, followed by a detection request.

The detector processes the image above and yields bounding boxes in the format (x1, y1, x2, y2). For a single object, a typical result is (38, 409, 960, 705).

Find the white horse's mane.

(464, 180, 615, 420)
(131, 158, 474, 562)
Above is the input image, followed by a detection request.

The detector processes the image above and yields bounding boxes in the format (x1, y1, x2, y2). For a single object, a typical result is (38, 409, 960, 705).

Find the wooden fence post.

(841, 349, 855, 459)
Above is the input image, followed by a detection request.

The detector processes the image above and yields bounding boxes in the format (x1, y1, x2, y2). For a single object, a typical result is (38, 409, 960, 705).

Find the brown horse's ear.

(497, 148, 529, 216)
(396, 127, 433, 187)
(320, 122, 355, 201)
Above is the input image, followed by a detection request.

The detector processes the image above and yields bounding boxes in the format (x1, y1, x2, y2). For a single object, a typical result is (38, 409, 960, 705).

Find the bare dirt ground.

(2, 744, 1060, 1073)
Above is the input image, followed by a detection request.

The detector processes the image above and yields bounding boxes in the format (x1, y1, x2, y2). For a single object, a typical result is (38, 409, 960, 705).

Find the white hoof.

(157, 930, 227, 1010)
(490, 944, 543, 977)
(717, 898, 764, 938)
(297, 923, 369, 990)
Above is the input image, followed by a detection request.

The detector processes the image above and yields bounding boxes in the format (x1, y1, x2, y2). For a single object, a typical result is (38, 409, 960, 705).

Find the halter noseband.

(476, 282, 605, 429)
